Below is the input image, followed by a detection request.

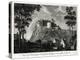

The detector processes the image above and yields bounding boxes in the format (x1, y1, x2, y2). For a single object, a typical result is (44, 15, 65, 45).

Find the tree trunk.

(71, 26, 73, 35)
(18, 29, 21, 49)
(22, 32, 24, 41)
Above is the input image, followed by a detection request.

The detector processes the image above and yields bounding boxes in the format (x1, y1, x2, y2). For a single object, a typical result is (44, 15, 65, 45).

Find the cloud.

(45, 5, 69, 29)
(41, 6, 51, 15)
(55, 6, 66, 14)
(31, 5, 52, 20)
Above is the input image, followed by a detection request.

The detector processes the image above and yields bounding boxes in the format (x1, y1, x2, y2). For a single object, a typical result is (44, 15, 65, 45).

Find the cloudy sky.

(45, 5, 68, 29)
(32, 5, 77, 30)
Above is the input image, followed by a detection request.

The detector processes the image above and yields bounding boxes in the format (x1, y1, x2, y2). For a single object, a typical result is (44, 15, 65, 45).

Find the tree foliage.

(64, 7, 76, 30)
(14, 3, 41, 43)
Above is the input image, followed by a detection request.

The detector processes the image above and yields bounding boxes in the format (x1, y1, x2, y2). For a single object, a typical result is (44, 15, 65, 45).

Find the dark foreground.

(14, 39, 77, 53)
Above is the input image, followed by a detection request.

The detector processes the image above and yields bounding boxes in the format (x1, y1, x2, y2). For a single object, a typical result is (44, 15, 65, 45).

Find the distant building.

(38, 20, 57, 29)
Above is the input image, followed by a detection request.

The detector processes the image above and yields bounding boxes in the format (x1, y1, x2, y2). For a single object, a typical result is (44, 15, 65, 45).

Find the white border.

(11, 1, 78, 59)
(13, 51, 78, 59)
(11, 1, 14, 59)
(13, 1, 78, 7)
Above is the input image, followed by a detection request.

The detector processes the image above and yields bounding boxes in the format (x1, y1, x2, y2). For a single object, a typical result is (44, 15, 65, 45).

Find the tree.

(64, 7, 76, 30)
(64, 7, 76, 49)
(14, 3, 41, 48)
